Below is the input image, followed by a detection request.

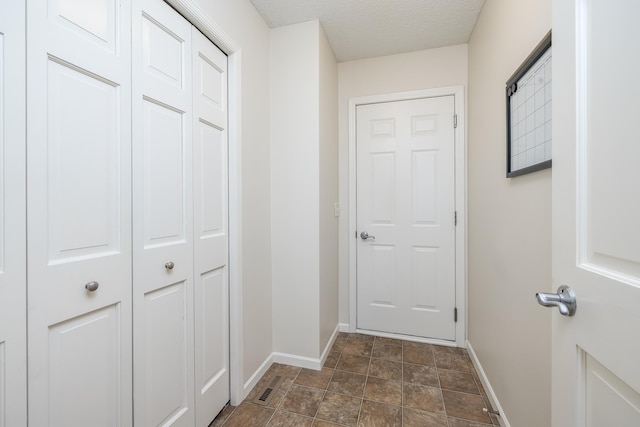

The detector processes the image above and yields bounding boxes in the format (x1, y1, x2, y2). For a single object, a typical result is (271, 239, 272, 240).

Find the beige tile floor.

(210, 333, 501, 427)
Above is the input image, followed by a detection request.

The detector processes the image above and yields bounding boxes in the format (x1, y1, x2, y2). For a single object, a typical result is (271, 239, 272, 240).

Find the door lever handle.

(536, 285, 576, 316)
(360, 231, 375, 240)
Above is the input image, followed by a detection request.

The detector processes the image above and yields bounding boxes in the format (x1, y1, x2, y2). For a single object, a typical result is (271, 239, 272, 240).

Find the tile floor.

(210, 333, 501, 427)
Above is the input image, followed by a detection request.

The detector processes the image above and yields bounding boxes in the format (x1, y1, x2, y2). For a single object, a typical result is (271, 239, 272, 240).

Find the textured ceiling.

(250, 0, 485, 62)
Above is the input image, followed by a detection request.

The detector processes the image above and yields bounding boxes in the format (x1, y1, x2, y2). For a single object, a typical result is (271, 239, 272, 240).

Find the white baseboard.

(466, 340, 510, 427)
(319, 324, 341, 366)
(272, 352, 321, 370)
(339, 323, 350, 332)
(241, 324, 342, 401)
(242, 353, 274, 400)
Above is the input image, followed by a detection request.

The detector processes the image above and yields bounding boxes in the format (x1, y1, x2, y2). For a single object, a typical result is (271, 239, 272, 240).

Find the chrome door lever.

(360, 231, 375, 240)
(536, 285, 576, 316)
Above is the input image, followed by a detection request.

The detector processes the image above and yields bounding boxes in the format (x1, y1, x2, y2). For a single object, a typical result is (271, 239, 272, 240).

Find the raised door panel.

(27, 0, 132, 424)
(49, 0, 117, 53)
(143, 282, 190, 426)
(142, 99, 187, 248)
(192, 27, 229, 425)
(411, 150, 437, 225)
(48, 305, 122, 426)
(410, 246, 438, 310)
(132, 0, 194, 425)
(0, 2, 27, 425)
(47, 59, 120, 263)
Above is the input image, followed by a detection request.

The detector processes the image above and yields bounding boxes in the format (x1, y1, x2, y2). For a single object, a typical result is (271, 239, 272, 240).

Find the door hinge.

(454, 211, 457, 226)
(454, 307, 458, 322)
(454, 114, 458, 128)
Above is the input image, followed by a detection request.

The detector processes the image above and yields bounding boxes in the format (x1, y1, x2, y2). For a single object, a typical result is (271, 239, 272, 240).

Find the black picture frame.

(506, 30, 552, 178)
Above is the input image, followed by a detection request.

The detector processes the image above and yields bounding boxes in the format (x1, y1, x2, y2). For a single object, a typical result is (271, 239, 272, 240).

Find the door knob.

(85, 281, 99, 292)
(536, 285, 576, 316)
(360, 231, 375, 240)
(165, 262, 175, 270)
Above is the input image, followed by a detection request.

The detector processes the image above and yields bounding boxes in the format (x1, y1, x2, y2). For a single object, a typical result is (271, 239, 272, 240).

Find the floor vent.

(252, 376, 283, 406)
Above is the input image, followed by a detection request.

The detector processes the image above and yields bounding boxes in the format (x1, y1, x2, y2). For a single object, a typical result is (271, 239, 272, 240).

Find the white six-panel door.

(26, 0, 133, 425)
(192, 27, 230, 426)
(356, 96, 456, 340)
(132, 0, 195, 425)
(0, 1, 27, 425)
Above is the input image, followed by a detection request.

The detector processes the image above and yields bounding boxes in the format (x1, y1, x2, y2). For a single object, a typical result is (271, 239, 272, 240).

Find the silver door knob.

(360, 231, 375, 240)
(85, 281, 99, 292)
(536, 285, 576, 316)
(165, 262, 175, 270)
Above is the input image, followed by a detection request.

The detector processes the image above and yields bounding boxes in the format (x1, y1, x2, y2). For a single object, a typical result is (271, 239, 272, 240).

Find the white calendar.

(506, 33, 552, 177)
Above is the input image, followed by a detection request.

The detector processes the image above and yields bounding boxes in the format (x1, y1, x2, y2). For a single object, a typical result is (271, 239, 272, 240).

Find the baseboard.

(319, 324, 341, 367)
(242, 325, 341, 400)
(272, 352, 322, 370)
(466, 340, 511, 427)
(242, 353, 274, 400)
(339, 323, 350, 333)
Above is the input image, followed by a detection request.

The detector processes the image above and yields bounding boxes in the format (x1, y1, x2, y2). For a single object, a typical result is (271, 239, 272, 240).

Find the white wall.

(192, 0, 273, 387)
(337, 45, 468, 325)
(271, 20, 339, 361)
(318, 25, 339, 353)
(271, 20, 321, 359)
(467, 0, 552, 425)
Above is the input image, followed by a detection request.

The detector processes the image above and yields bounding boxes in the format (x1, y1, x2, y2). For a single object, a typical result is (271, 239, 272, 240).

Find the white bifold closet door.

(132, 0, 195, 425)
(192, 26, 230, 427)
(26, 0, 134, 425)
(132, 1, 229, 425)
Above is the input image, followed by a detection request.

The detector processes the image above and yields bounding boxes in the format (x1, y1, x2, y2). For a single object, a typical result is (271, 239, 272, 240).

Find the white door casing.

(351, 88, 465, 344)
(192, 26, 230, 425)
(132, 0, 195, 424)
(0, 1, 27, 425)
(26, 0, 133, 425)
(552, 0, 640, 425)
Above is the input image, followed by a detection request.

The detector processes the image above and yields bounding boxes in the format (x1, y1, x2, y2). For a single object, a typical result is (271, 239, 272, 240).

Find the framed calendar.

(506, 31, 552, 177)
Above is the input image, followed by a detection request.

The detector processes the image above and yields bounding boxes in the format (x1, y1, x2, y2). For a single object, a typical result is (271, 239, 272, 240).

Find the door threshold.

(354, 328, 462, 348)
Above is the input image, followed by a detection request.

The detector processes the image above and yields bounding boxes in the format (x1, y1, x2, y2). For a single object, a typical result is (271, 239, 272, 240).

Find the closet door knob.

(85, 281, 99, 292)
(165, 262, 175, 270)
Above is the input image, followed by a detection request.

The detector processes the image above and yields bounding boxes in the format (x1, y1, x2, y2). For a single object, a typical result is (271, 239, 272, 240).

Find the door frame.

(165, 0, 244, 406)
(347, 86, 467, 347)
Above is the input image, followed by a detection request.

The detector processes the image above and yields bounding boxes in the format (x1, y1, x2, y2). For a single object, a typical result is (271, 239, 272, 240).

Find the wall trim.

(272, 324, 341, 372)
(272, 353, 321, 371)
(165, 0, 244, 406)
(339, 323, 350, 333)
(467, 340, 510, 427)
(242, 353, 273, 400)
(243, 323, 341, 399)
(347, 86, 467, 346)
(320, 325, 341, 365)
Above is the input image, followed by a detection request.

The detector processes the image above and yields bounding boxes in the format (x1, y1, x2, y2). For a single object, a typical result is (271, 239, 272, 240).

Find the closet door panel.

(143, 98, 187, 246)
(143, 281, 190, 426)
(133, 0, 194, 425)
(193, 27, 229, 426)
(48, 304, 122, 426)
(47, 59, 120, 263)
(0, 1, 27, 425)
(27, 0, 132, 425)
